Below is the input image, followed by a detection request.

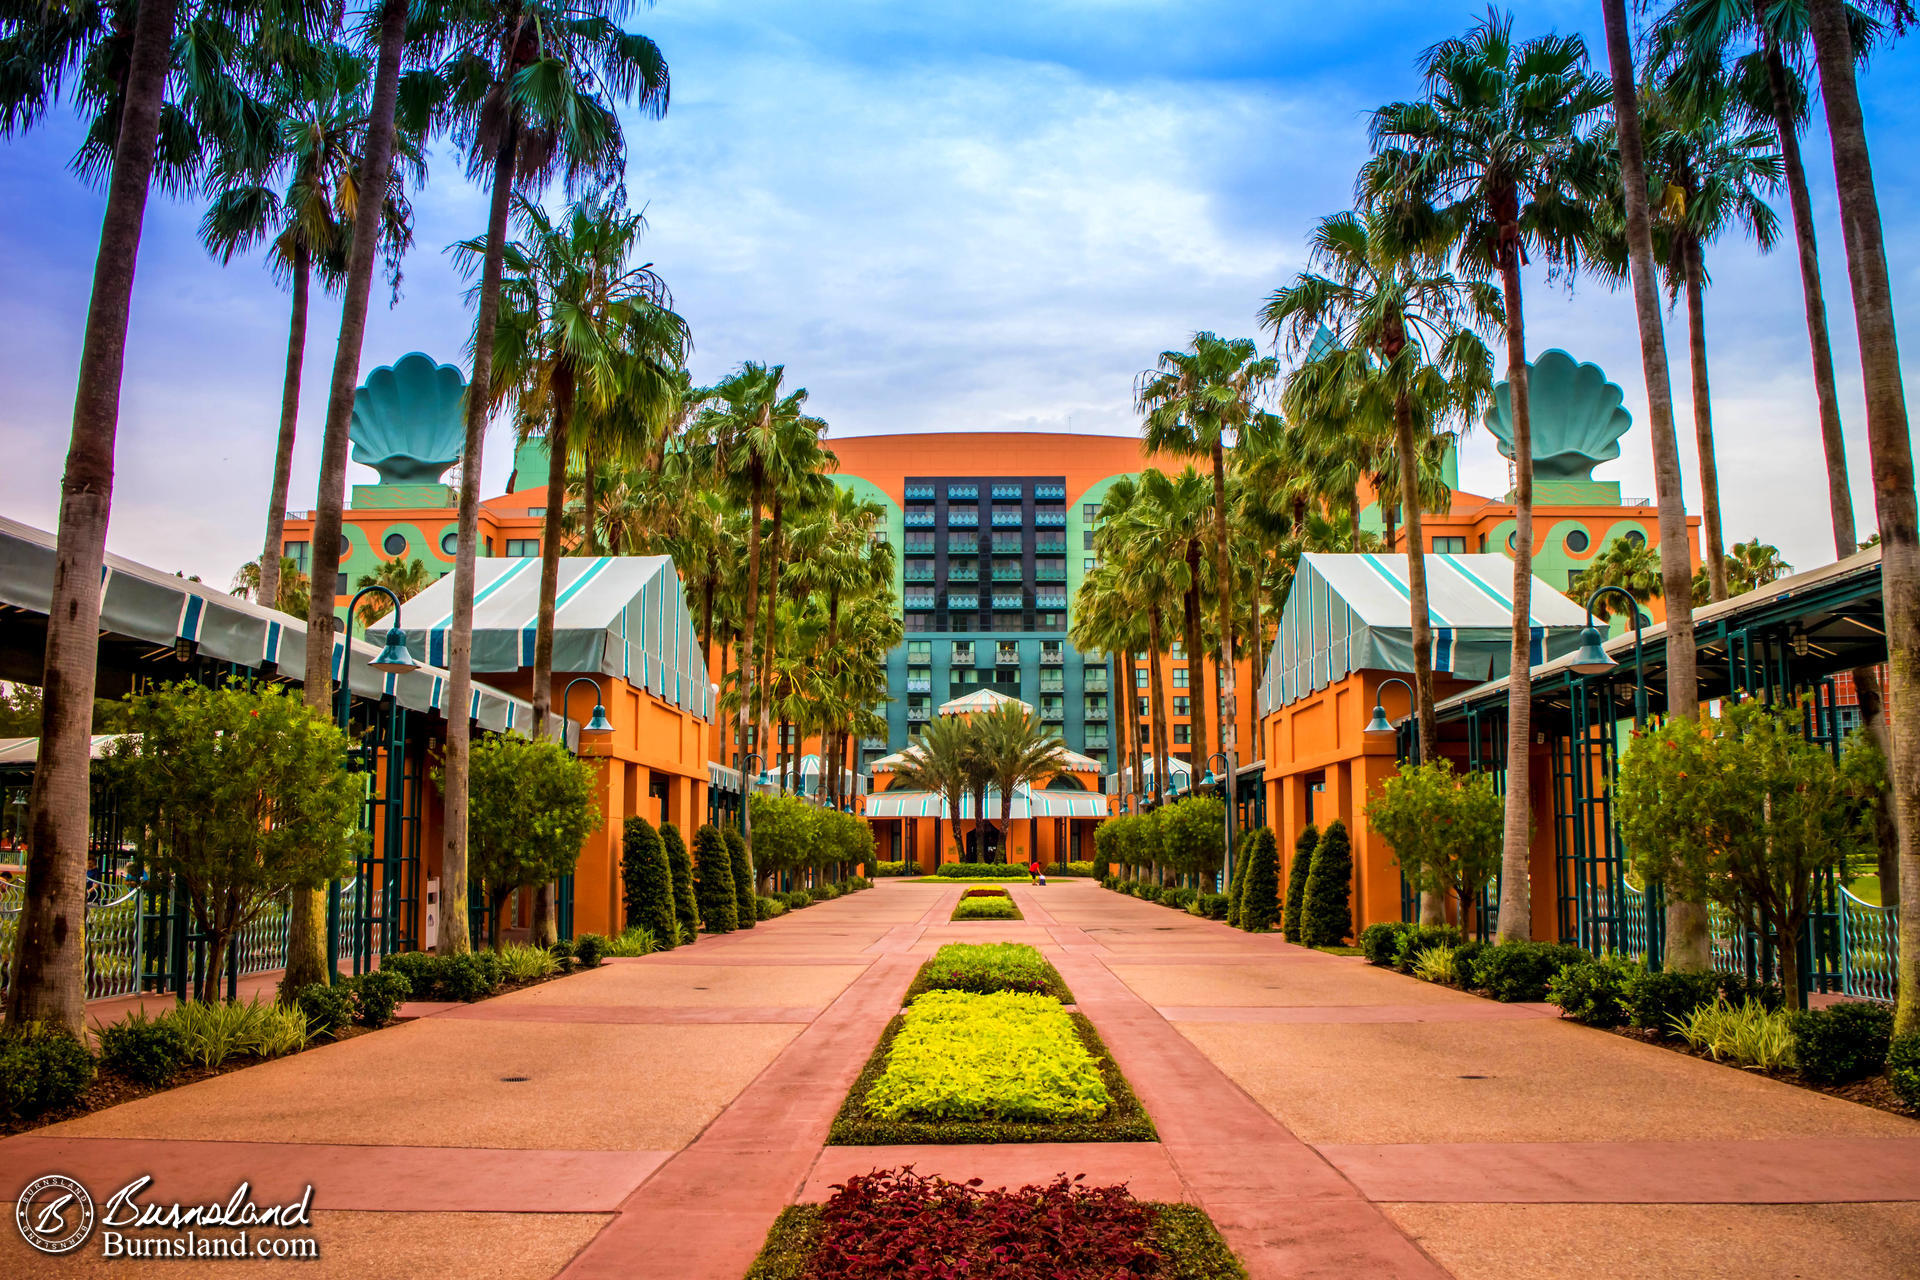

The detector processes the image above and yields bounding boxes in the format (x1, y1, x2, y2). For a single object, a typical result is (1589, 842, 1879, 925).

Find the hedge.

(661, 821, 699, 944)
(1299, 820, 1352, 947)
(693, 823, 738, 933)
(725, 825, 756, 930)
(620, 817, 678, 949)
(1282, 824, 1317, 943)
(1237, 828, 1280, 932)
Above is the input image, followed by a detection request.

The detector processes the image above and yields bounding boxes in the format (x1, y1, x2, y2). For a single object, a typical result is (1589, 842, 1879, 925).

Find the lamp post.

(1362, 676, 1420, 762)
(332, 585, 419, 980)
(559, 676, 616, 753)
(1201, 750, 1233, 892)
(1572, 587, 1648, 728)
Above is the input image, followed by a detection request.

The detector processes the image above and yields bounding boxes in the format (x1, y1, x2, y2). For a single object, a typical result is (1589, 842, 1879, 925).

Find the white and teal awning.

(866, 784, 1109, 820)
(1258, 553, 1588, 715)
(393, 555, 712, 721)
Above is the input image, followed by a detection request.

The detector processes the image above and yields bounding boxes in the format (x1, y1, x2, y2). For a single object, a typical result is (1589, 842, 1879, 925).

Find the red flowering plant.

(809, 1167, 1162, 1279)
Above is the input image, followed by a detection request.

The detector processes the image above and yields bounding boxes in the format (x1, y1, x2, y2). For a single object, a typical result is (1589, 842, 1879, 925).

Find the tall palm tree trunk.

(736, 486, 765, 844)
(1684, 240, 1728, 601)
(1807, 0, 1920, 1034)
(259, 244, 310, 612)
(5, 0, 179, 1033)
(1605, 0, 1706, 969)
(1208, 439, 1239, 829)
(1147, 609, 1171, 808)
(1118, 648, 1138, 809)
(289, 0, 409, 986)
(1493, 234, 1537, 946)
(756, 500, 785, 749)
(1182, 562, 1210, 774)
(530, 366, 575, 739)
(1394, 392, 1446, 928)
(439, 119, 520, 959)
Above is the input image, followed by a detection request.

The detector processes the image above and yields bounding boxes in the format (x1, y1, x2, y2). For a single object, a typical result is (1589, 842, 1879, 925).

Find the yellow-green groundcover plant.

(865, 992, 1111, 1123)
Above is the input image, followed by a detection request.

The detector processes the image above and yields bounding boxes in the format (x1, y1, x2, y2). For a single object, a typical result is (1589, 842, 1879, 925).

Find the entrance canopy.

(866, 784, 1109, 820)
(395, 555, 712, 721)
(1259, 553, 1588, 714)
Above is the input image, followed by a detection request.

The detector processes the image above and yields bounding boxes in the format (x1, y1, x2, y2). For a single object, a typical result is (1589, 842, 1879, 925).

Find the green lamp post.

(1362, 677, 1419, 762)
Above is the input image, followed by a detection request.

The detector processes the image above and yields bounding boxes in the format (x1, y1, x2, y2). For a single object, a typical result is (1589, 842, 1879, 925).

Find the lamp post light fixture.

(1574, 586, 1649, 728)
(1203, 750, 1233, 892)
(1362, 677, 1420, 762)
(560, 676, 616, 753)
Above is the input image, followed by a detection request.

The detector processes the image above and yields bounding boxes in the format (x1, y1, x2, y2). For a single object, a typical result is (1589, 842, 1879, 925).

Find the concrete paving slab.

(485, 961, 866, 1009)
(1116, 960, 1470, 1007)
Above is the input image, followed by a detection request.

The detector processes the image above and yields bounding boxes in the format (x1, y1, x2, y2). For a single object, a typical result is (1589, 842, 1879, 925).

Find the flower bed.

(903, 942, 1072, 1002)
(745, 1168, 1244, 1280)
(828, 998, 1154, 1144)
(951, 896, 1023, 920)
(962, 886, 1009, 897)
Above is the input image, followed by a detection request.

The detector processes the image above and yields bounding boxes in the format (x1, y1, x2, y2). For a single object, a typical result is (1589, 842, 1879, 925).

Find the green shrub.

(1788, 1002, 1894, 1084)
(547, 937, 576, 972)
(1061, 861, 1097, 878)
(1470, 941, 1589, 1003)
(953, 897, 1021, 920)
(1283, 824, 1317, 942)
(846, 876, 872, 891)
(96, 1011, 184, 1087)
(661, 822, 700, 944)
(471, 948, 506, 987)
(1547, 958, 1635, 1027)
(755, 895, 786, 919)
(926, 862, 1031, 878)
(1888, 1032, 1920, 1107)
(1410, 945, 1461, 985)
(865, 992, 1109, 1123)
(1191, 892, 1230, 921)
(1674, 998, 1795, 1070)
(295, 982, 356, 1037)
(1622, 968, 1721, 1035)
(438, 952, 497, 1002)
(166, 997, 308, 1068)
(874, 860, 910, 877)
(1225, 836, 1251, 928)
(693, 823, 739, 933)
(779, 889, 812, 911)
(354, 970, 412, 1028)
(0, 1025, 97, 1117)
(914, 943, 1065, 998)
(1359, 921, 1413, 966)
(1300, 821, 1353, 947)
(621, 816, 678, 950)
(1162, 886, 1197, 911)
(572, 933, 608, 968)
(496, 942, 559, 983)
(725, 825, 757, 929)
(1394, 924, 1463, 973)
(604, 926, 656, 957)
(377, 951, 441, 999)
(250, 1003, 312, 1057)
(1238, 828, 1281, 932)
(1452, 938, 1487, 982)
(1720, 972, 1786, 1012)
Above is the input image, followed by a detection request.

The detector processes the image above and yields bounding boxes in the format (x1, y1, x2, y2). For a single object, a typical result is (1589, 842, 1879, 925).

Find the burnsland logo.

(14, 1174, 319, 1260)
(14, 1175, 95, 1255)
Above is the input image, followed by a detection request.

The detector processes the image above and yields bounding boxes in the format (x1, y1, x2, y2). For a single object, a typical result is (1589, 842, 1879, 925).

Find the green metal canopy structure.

(1258, 552, 1589, 715)
(393, 555, 714, 721)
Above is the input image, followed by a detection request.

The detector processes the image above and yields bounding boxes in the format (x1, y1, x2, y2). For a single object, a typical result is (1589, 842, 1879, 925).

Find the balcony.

(992, 592, 1025, 610)
(947, 563, 978, 582)
(904, 591, 935, 610)
(947, 484, 978, 500)
(1083, 730, 1109, 749)
(861, 735, 888, 749)
(906, 676, 931, 693)
(905, 509, 935, 528)
(1035, 534, 1066, 552)
(950, 644, 975, 664)
(1084, 670, 1109, 692)
(992, 533, 1023, 552)
(996, 644, 1020, 665)
(1035, 561, 1066, 582)
(1034, 507, 1066, 527)
(991, 564, 1024, 582)
(991, 509, 1024, 527)
(1084, 702, 1109, 721)
(905, 484, 934, 500)
(905, 534, 935, 552)
(947, 507, 979, 527)
(947, 535, 979, 554)
(946, 592, 978, 610)
(991, 483, 1023, 499)
(907, 705, 931, 722)
(1040, 703, 1065, 723)
(1039, 644, 1064, 665)
(905, 562, 935, 582)
(1039, 673, 1064, 693)
(1036, 591, 1067, 609)
(1035, 484, 1066, 500)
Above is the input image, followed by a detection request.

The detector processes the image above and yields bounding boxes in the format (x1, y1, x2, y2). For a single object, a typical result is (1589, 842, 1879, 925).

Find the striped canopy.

(395, 555, 712, 721)
(1258, 553, 1587, 715)
(938, 688, 1031, 715)
(866, 784, 1109, 820)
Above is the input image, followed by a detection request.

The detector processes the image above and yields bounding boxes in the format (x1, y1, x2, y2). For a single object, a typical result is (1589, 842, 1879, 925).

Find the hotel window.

(1084, 531, 1096, 550)
(907, 640, 932, 661)
(383, 532, 408, 556)
(1432, 536, 1467, 554)
(1171, 642, 1183, 658)
(283, 540, 310, 571)
(1136, 697, 1149, 717)
(1084, 558, 1096, 571)
(1139, 724, 1151, 744)
(1174, 725, 1191, 745)
(440, 530, 458, 555)
(1136, 669, 1148, 688)
(526, 507, 546, 518)
(1173, 669, 1189, 688)
(335, 573, 349, 594)
(505, 539, 539, 558)
(1173, 696, 1190, 716)
(1083, 503, 1100, 520)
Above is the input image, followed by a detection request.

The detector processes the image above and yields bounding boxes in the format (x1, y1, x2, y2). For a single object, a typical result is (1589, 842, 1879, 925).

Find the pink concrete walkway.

(5, 878, 1918, 1279)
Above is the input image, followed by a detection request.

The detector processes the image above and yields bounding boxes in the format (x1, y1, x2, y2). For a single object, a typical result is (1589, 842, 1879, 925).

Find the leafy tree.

(888, 714, 988, 862)
(1615, 699, 1881, 1008)
(231, 556, 313, 618)
(660, 821, 698, 941)
(462, 735, 600, 950)
(1238, 828, 1281, 932)
(1300, 821, 1354, 947)
(724, 825, 755, 929)
(1569, 536, 1663, 618)
(1158, 796, 1226, 889)
(356, 557, 435, 625)
(620, 816, 675, 948)
(1283, 824, 1319, 943)
(976, 701, 1071, 854)
(1692, 538, 1791, 605)
(692, 824, 737, 933)
(107, 682, 362, 1001)
(1364, 761, 1503, 935)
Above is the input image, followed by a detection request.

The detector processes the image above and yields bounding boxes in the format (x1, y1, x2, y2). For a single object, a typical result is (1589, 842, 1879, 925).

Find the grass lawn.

(902, 942, 1073, 1002)
(912, 875, 1033, 883)
(746, 1197, 1242, 1280)
(1848, 874, 1882, 905)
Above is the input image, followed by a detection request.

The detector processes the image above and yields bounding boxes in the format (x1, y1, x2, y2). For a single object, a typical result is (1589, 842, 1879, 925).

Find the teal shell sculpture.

(349, 352, 469, 485)
(1482, 349, 1632, 481)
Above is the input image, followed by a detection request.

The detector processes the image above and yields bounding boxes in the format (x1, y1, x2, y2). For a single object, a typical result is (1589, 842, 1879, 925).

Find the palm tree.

(1131, 469, 1217, 773)
(232, 556, 314, 618)
(977, 702, 1071, 856)
(1691, 538, 1792, 603)
(0, 0, 248, 1029)
(1568, 536, 1663, 618)
(1602, 0, 1709, 968)
(474, 191, 687, 739)
(1136, 333, 1279, 803)
(1804, 0, 1920, 1032)
(1071, 564, 1146, 811)
(355, 557, 434, 625)
(891, 715, 984, 864)
(426, 0, 669, 957)
(1261, 208, 1497, 762)
(201, 41, 424, 613)
(1364, 11, 1611, 945)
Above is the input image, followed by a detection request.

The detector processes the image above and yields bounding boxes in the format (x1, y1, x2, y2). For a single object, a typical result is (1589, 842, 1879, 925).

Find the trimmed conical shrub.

(1283, 824, 1318, 943)
(1301, 820, 1353, 948)
(692, 823, 738, 934)
(621, 817, 677, 949)
(661, 821, 698, 944)
(1225, 832, 1251, 928)
(1238, 828, 1281, 932)
(724, 825, 755, 928)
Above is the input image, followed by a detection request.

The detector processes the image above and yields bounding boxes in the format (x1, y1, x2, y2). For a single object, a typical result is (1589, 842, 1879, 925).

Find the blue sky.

(3, 0, 1918, 584)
